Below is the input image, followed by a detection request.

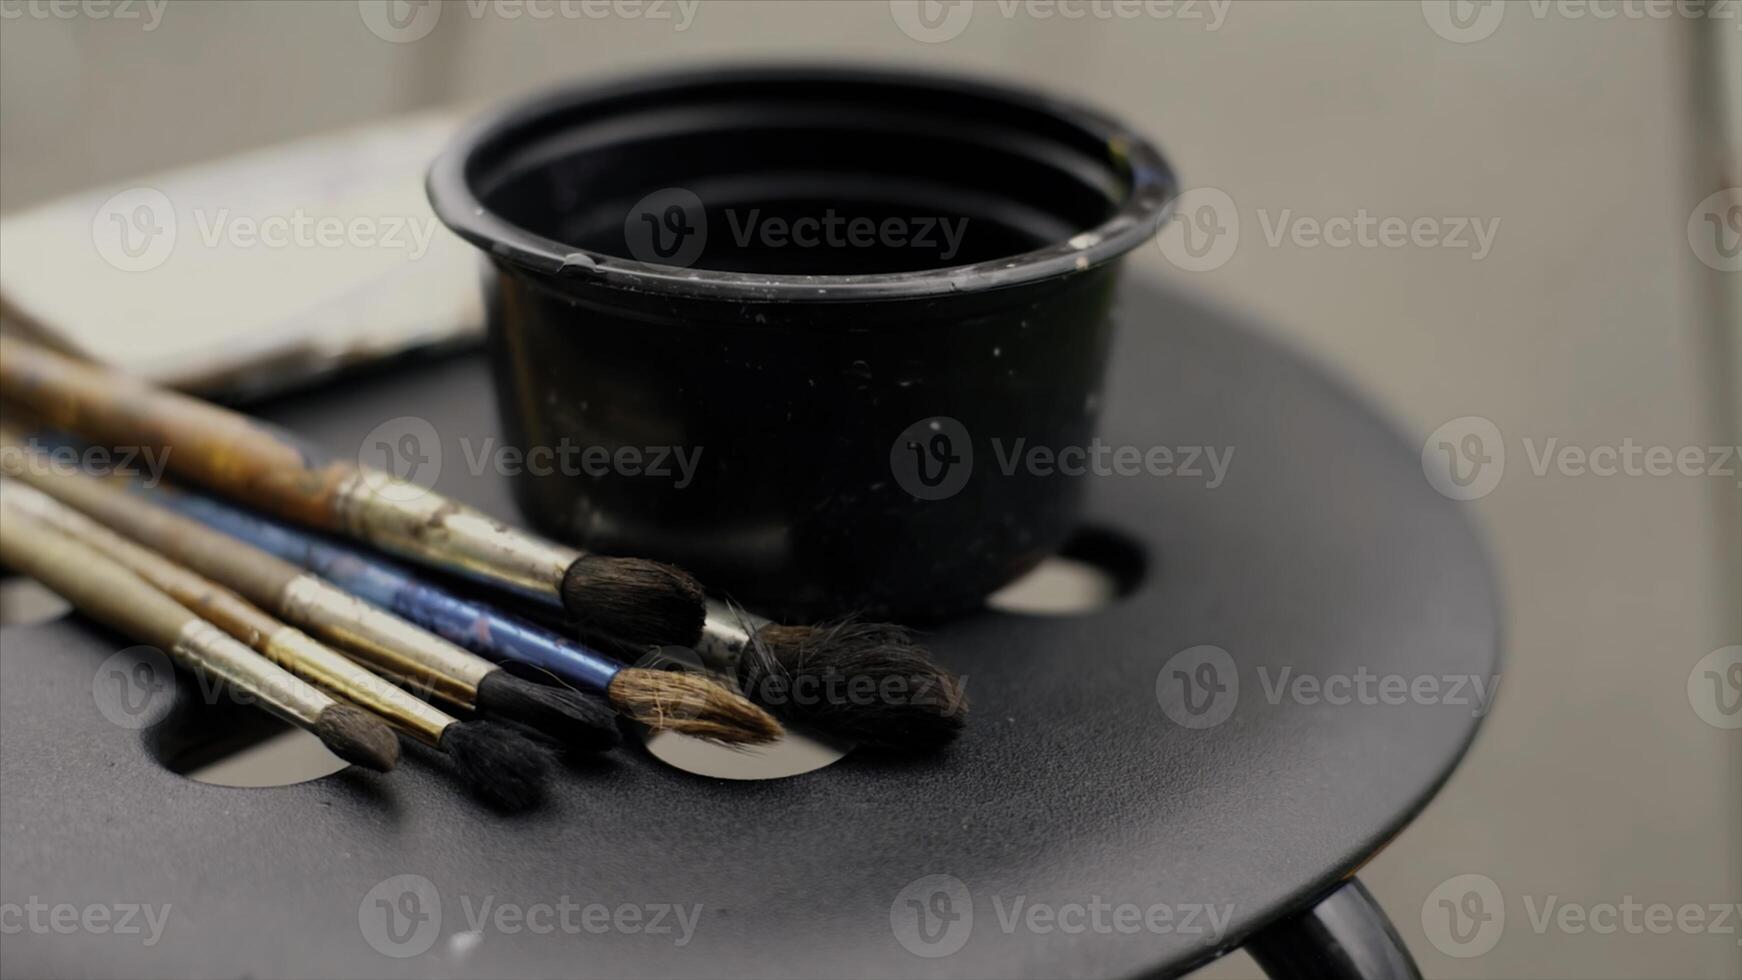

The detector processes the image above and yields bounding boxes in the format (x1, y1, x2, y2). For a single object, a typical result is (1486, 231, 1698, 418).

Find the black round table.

(0, 276, 1499, 978)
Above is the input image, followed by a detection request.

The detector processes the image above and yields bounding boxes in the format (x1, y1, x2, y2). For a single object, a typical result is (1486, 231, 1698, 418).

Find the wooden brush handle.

(4, 479, 453, 746)
(0, 336, 581, 604)
(1, 434, 495, 707)
(0, 496, 338, 731)
(0, 439, 304, 608)
(0, 498, 191, 650)
(0, 335, 349, 529)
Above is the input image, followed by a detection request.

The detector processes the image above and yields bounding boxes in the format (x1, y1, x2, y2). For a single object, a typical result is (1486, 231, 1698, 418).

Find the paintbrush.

(0, 434, 619, 752)
(144, 487, 812, 746)
(0, 434, 781, 746)
(153, 486, 963, 753)
(0, 335, 704, 648)
(2, 478, 551, 810)
(0, 500, 400, 773)
(697, 605, 968, 753)
(0, 335, 960, 749)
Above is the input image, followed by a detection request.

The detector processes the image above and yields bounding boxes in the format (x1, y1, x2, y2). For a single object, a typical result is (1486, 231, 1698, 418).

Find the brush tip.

(474, 669, 621, 754)
(561, 554, 706, 648)
(314, 703, 401, 772)
(438, 720, 554, 812)
(738, 621, 967, 754)
(607, 667, 784, 745)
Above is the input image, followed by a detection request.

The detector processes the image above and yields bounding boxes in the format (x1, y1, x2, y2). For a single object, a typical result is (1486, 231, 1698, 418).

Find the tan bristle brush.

(2, 478, 552, 811)
(0, 499, 400, 773)
(0, 335, 704, 648)
(0, 433, 781, 746)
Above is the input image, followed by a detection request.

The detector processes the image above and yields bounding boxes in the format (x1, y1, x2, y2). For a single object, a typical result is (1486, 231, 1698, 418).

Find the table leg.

(1246, 878, 1421, 980)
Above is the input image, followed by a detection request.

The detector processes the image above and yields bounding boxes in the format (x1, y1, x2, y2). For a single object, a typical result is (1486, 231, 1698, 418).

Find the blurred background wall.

(1, 2, 1737, 977)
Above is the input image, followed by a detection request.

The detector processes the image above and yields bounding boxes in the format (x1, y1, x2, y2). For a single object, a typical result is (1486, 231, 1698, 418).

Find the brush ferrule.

(262, 626, 450, 746)
(278, 574, 492, 707)
(172, 619, 330, 730)
(695, 601, 770, 672)
(334, 468, 579, 604)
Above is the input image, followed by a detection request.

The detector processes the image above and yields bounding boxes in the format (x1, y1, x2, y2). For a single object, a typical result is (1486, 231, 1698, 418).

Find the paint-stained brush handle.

(3, 478, 454, 746)
(157, 488, 624, 693)
(0, 337, 705, 648)
(0, 334, 578, 591)
(0, 433, 493, 707)
(0, 334, 346, 529)
(0, 336, 587, 600)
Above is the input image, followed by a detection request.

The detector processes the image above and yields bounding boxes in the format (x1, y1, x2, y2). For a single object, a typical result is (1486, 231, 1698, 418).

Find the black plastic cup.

(428, 65, 1174, 620)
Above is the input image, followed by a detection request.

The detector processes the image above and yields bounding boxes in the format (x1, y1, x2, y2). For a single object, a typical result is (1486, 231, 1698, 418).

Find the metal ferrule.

(334, 468, 580, 605)
(261, 625, 451, 746)
(171, 619, 330, 730)
(277, 573, 493, 708)
(694, 601, 769, 673)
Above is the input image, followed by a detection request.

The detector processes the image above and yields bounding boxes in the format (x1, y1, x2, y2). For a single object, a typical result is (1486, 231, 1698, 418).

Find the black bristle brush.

(698, 605, 968, 753)
(0, 499, 402, 774)
(0, 437, 624, 757)
(2, 475, 554, 811)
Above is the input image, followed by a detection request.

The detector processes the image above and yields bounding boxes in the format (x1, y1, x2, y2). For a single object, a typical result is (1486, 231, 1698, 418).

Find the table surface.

(0, 277, 1500, 979)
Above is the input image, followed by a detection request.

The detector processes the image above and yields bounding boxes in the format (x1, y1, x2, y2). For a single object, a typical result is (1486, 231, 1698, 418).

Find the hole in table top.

(0, 574, 71, 626)
(144, 683, 351, 787)
(986, 526, 1146, 616)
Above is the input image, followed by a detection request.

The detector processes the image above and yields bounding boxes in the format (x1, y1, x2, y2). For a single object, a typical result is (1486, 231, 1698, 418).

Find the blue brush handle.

(157, 491, 622, 694)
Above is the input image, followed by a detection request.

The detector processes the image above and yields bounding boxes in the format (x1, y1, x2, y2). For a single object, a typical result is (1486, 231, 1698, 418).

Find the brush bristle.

(474, 669, 620, 753)
(561, 555, 706, 648)
(438, 720, 553, 812)
(607, 667, 783, 744)
(737, 621, 968, 754)
(314, 703, 401, 772)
